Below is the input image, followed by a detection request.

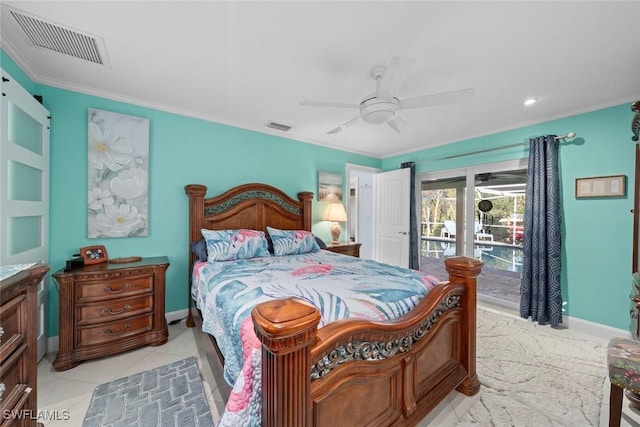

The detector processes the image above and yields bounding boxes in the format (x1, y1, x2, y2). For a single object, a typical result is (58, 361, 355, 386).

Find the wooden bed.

(185, 182, 482, 426)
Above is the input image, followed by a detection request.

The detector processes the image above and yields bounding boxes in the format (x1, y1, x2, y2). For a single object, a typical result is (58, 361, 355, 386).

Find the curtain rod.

(411, 132, 577, 166)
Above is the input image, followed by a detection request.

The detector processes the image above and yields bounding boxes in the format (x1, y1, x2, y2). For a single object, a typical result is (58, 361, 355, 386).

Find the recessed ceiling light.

(524, 98, 539, 106)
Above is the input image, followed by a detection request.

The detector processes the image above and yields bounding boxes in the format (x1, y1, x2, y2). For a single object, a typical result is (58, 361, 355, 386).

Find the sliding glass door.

(419, 159, 527, 307)
(473, 169, 526, 304)
(421, 175, 467, 260)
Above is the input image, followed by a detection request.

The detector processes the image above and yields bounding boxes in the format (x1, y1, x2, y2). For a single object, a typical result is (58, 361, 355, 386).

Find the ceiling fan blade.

(387, 116, 411, 133)
(388, 56, 416, 70)
(300, 100, 359, 109)
(327, 116, 360, 134)
(399, 88, 475, 110)
(378, 56, 415, 100)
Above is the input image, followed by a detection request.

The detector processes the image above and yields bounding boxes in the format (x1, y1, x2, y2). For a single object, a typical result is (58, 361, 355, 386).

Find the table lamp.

(323, 202, 348, 243)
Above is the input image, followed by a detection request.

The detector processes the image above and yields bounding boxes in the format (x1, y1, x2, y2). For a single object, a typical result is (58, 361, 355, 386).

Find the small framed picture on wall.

(318, 171, 343, 202)
(575, 175, 626, 198)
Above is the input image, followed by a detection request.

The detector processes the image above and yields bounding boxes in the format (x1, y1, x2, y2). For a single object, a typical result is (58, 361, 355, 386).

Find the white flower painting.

(88, 108, 150, 238)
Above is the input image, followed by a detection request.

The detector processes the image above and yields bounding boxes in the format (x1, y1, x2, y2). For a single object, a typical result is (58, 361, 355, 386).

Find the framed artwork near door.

(318, 171, 343, 202)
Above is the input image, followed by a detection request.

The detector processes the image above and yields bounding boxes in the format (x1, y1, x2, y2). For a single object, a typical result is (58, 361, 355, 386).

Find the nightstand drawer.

(77, 275, 153, 302)
(325, 242, 362, 258)
(77, 295, 153, 325)
(76, 314, 153, 348)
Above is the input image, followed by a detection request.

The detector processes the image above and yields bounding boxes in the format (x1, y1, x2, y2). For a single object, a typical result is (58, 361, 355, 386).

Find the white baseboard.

(478, 298, 628, 341)
(562, 314, 630, 341)
(46, 308, 190, 354)
(166, 308, 189, 324)
(47, 335, 58, 355)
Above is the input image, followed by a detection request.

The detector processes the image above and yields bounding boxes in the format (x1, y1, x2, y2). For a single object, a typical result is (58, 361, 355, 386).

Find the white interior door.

(0, 69, 50, 361)
(373, 168, 410, 267)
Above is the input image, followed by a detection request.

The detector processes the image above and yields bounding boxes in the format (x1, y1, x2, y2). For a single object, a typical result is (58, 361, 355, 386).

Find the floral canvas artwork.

(87, 108, 150, 238)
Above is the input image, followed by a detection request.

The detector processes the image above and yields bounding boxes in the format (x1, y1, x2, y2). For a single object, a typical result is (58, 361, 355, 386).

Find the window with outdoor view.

(420, 168, 526, 305)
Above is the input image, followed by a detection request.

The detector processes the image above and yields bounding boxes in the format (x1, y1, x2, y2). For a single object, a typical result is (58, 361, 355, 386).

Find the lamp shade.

(323, 203, 348, 222)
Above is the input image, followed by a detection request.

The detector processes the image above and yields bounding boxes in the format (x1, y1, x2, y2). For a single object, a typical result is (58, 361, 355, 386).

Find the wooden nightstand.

(52, 256, 169, 371)
(325, 242, 362, 258)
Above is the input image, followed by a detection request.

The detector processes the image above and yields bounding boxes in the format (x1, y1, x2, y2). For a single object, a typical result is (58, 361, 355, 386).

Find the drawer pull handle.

(102, 304, 131, 315)
(104, 324, 130, 336)
(103, 283, 132, 294)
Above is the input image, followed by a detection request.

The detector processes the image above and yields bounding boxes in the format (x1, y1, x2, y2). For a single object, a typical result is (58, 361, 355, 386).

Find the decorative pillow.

(266, 227, 320, 256)
(314, 235, 327, 250)
(190, 238, 208, 262)
(266, 235, 274, 255)
(200, 229, 270, 262)
(267, 234, 326, 254)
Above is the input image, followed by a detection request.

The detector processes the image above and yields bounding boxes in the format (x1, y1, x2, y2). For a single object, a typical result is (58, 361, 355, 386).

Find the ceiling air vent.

(266, 122, 292, 132)
(10, 9, 107, 65)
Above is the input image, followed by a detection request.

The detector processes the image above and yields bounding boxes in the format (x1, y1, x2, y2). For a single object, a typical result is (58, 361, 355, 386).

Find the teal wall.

(383, 105, 636, 330)
(1, 50, 37, 93)
(1, 51, 380, 336)
(3, 49, 636, 333)
(39, 88, 379, 335)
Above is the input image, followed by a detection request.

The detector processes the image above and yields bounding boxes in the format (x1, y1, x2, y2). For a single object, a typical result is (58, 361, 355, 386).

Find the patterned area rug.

(455, 308, 608, 426)
(83, 356, 214, 427)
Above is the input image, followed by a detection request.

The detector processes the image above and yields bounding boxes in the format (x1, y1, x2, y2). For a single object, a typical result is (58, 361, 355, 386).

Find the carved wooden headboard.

(185, 182, 314, 266)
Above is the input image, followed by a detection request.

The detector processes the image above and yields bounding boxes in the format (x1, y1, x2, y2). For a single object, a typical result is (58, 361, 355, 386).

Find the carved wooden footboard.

(253, 256, 481, 427)
(185, 183, 482, 426)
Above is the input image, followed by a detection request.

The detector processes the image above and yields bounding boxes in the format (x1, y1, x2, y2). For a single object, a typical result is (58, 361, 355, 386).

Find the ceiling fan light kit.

(360, 96, 399, 124)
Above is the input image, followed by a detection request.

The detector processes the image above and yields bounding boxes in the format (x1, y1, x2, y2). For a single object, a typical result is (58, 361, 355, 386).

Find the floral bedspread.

(191, 250, 442, 426)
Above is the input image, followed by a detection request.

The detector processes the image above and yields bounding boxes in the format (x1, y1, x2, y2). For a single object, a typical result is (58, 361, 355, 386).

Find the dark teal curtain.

(401, 162, 419, 270)
(520, 135, 562, 326)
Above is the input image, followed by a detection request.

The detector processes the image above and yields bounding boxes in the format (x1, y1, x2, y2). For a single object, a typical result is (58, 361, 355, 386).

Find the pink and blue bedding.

(266, 226, 320, 255)
(191, 250, 442, 426)
(201, 228, 271, 262)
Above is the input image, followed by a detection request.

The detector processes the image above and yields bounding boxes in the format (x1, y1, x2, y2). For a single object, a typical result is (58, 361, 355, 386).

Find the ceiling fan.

(300, 57, 475, 135)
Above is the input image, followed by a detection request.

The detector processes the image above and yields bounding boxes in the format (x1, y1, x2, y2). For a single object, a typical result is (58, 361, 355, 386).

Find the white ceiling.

(2, 1, 640, 158)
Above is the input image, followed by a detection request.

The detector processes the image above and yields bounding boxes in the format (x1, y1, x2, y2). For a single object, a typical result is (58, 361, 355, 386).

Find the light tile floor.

(37, 308, 640, 427)
(37, 321, 225, 426)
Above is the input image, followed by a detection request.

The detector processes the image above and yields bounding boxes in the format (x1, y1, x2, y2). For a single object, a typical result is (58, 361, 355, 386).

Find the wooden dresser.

(0, 263, 49, 426)
(325, 241, 362, 257)
(52, 257, 169, 371)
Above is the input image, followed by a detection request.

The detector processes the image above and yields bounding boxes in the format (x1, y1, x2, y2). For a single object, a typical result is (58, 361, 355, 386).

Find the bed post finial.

(252, 297, 321, 427)
(445, 256, 483, 396)
(298, 191, 314, 231)
(185, 184, 207, 328)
